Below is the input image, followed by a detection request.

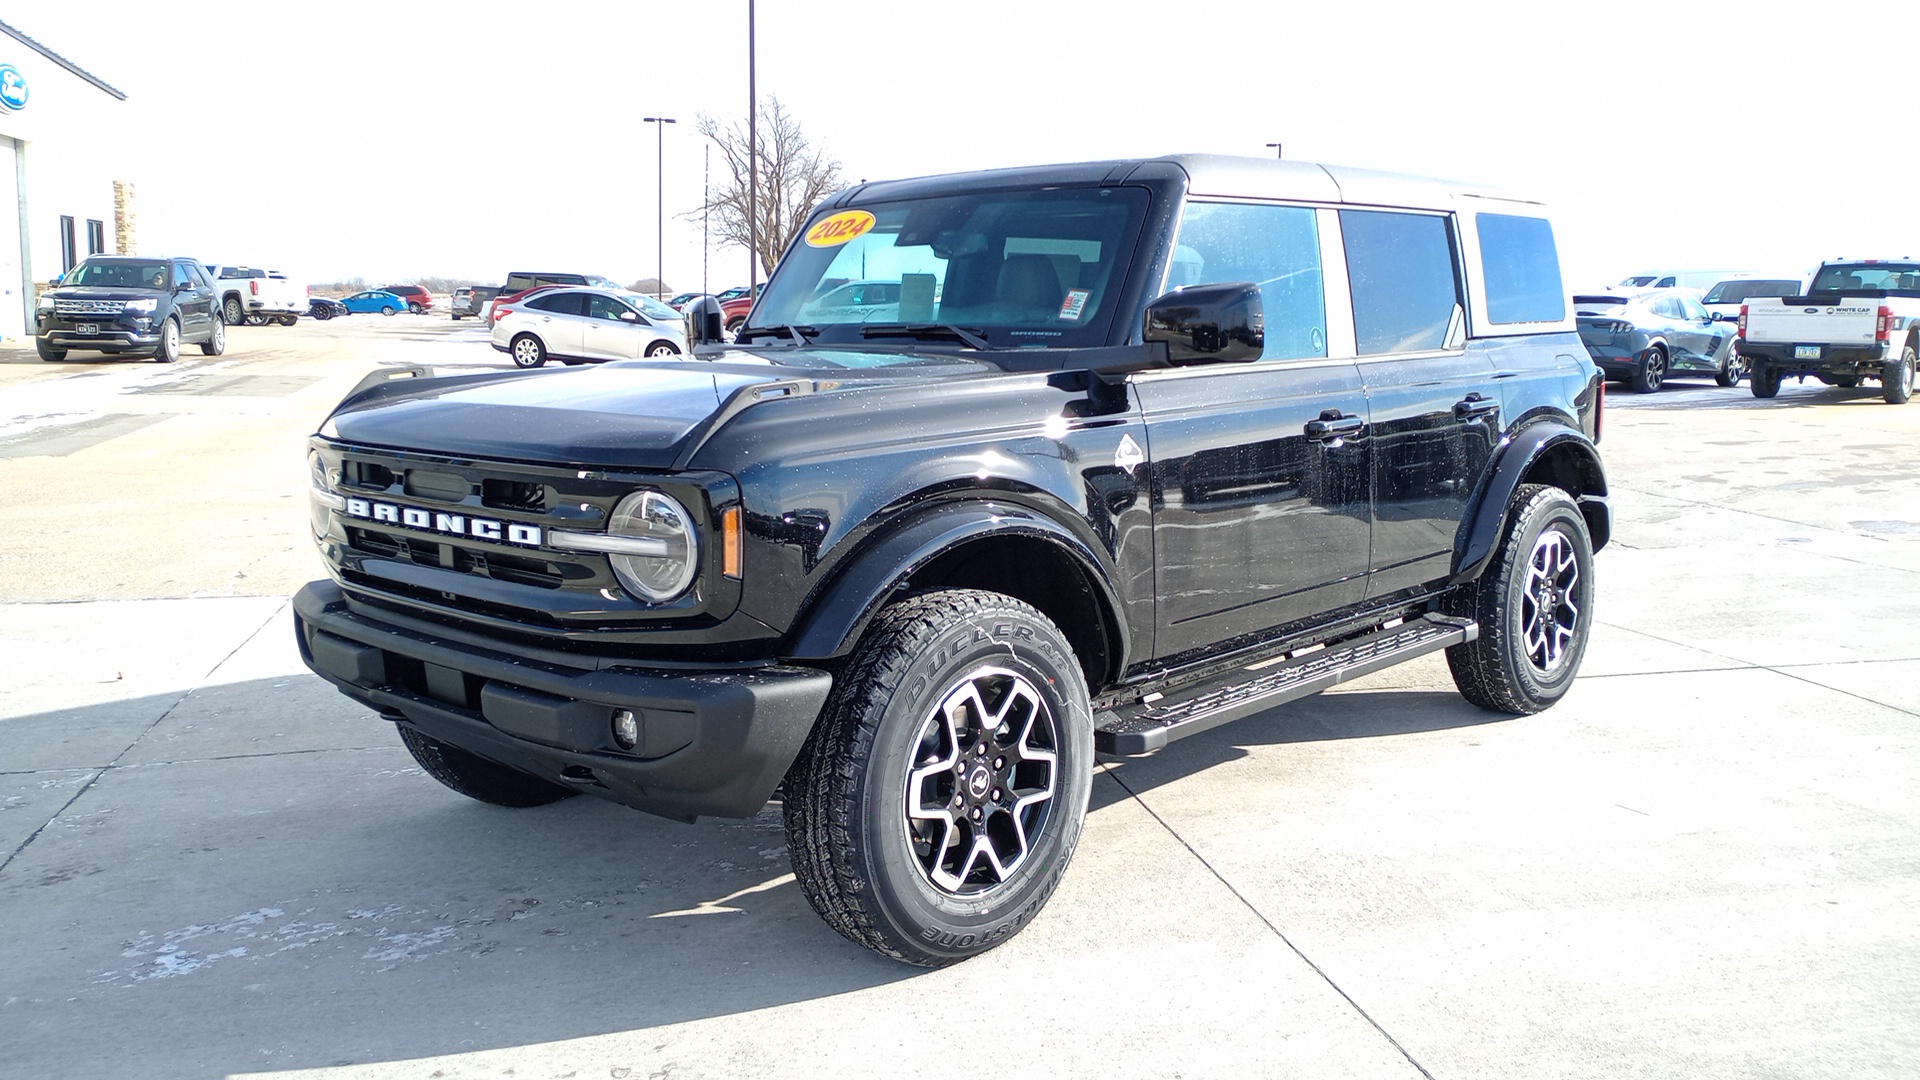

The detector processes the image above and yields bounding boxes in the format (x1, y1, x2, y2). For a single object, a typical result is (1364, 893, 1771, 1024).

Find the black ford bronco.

(295, 155, 1608, 966)
(35, 254, 226, 363)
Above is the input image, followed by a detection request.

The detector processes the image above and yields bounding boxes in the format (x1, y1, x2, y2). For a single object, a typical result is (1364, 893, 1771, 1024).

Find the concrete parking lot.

(2, 319, 1916, 1079)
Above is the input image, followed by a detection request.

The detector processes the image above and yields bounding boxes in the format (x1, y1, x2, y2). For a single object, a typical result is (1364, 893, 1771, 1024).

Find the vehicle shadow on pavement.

(0, 680, 915, 1079)
(1091, 688, 1515, 812)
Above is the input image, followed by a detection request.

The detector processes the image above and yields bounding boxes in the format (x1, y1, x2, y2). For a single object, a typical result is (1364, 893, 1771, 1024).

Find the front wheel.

(153, 317, 181, 363)
(199, 314, 226, 356)
(1447, 484, 1596, 714)
(1883, 347, 1915, 404)
(1631, 345, 1666, 393)
(1750, 363, 1781, 398)
(510, 333, 547, 368)
(398, 728, 577, 807)
(311, 306, 332, 321)
(36, 338, 68, 361)
(644, 340, 680, 357)
(784, 589, 1093, 967)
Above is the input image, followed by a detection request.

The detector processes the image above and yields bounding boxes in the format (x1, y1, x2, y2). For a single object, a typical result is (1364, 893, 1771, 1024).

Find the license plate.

(1795, 345, 1821, 360)
(76, 322, 98, 335)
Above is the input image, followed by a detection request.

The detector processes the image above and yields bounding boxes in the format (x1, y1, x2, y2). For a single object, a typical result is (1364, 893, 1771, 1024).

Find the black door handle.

(1454, 394, 1501, 421)
(1304, 412, 1364, 441)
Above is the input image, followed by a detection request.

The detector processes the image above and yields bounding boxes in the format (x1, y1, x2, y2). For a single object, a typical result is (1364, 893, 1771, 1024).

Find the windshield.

(64, 259, 171, 290)
(1809, 263, 1920, 295)
(751, 186, 1150, 352)
(1619, 275, 1657, 287)
(1702, 279, 1800, 304)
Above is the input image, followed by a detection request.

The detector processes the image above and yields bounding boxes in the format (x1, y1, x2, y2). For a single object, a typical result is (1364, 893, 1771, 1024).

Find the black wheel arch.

(1452, 421, 1609, 584)
(783, 500, 1128, 689)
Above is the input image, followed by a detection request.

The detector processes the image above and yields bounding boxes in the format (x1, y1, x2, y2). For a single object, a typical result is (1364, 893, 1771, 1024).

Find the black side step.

(1094, 613, 1477, 757)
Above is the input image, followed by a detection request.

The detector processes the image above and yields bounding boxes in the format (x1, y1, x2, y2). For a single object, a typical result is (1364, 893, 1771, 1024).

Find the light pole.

(747, 0, 758, 294)
(644, 116, 676, 297)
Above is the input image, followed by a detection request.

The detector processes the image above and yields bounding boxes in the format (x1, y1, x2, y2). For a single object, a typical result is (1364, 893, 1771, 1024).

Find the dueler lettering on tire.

(783, 589, 1093, 967)
(1447, 484, 1595, 714)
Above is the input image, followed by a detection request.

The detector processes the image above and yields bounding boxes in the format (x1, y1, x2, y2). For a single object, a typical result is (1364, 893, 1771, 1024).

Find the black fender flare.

(1452, 422, 1610, 583)
(784, 500, 1129, 677)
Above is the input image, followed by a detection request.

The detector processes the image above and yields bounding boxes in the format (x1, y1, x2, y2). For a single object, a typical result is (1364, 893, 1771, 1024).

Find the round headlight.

(605, 490, 699, 602)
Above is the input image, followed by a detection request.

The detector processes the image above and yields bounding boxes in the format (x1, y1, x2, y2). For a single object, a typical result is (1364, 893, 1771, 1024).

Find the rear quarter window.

(1476, 213, 1566, 324)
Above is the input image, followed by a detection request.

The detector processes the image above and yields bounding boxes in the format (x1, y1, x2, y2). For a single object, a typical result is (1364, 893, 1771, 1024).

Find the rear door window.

(1170, 202, 1327, 360)
(1475, 213, 1565, 324)
(528, 292, 587, 317)
(1340, 210, 1462, 355)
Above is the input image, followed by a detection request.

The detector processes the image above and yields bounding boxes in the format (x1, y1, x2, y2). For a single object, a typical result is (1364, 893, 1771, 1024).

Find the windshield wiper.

(859, 323, 990, 349)
(735, 324, 816, 345)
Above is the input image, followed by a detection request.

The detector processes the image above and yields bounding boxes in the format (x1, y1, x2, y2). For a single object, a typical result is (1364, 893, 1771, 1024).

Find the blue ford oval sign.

(0, 66, 26, 112)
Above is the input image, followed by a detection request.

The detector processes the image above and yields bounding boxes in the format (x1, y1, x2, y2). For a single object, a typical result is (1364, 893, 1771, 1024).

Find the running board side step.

(1094, 614, 1477, 757)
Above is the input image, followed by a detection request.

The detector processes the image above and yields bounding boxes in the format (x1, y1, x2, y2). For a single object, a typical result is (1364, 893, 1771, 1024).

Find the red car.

(378, 284, 434, 314)
(720, 283, 764, 335)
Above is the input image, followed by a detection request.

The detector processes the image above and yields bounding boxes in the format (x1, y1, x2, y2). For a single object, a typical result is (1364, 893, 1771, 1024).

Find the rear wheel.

(1715, 345, 1746, 387)
(510, 333, 547, 368)
(381, 305, 397, 316)
(1447, 485, 1595, 714)
(276, 314, 297, 327)
(36, 338, 67, 361)
(1884, 347, 1915, 404)
(311, 305, 333, 321)
(199, 314, 226, 356)
(408, 302, 423, 315)
(223, 295, 244, 325)
(1630, 345, 1666, 393)
(398, 728, 577, 807)
(784, 589, 1093, 967)
(1750, 363, 1781, 398)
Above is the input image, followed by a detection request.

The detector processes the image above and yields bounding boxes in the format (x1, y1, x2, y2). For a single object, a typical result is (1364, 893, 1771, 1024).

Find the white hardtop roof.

(1166, 153, 1534, 211)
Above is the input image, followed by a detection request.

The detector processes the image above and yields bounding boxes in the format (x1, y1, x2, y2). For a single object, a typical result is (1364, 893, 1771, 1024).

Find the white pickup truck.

(1738, 260, 1919, 404)
(203, 264, 307, 327)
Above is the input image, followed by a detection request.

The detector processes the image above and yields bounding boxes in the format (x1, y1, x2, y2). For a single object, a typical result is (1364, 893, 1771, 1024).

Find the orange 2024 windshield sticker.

(804, 210, 876, 248)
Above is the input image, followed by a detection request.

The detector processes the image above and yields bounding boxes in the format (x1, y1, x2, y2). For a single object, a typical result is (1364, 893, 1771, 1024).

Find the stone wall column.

(112, 180, 135, 255)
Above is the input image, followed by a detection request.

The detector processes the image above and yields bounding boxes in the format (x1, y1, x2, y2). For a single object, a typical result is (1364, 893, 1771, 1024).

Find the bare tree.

(693, 97, 844, 276)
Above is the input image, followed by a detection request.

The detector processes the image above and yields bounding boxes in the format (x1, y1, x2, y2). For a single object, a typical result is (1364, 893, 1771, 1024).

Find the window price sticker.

(1058, 289, 1090, 321)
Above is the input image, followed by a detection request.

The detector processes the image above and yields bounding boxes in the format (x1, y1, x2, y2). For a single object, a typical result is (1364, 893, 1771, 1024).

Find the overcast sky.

(18, 0, 1920, 291)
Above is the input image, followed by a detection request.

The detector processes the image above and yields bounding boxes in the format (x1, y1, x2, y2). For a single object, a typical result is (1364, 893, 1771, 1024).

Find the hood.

(322, 352, 960, 469)
(50, 284, 167, 301)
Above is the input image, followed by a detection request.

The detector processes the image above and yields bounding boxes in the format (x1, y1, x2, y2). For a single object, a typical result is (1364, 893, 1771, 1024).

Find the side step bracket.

(1094, 613, 1477, 757)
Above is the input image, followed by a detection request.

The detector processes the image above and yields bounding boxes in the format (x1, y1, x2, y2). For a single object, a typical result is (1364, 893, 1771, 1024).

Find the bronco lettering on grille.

(343, 497, 542, 547)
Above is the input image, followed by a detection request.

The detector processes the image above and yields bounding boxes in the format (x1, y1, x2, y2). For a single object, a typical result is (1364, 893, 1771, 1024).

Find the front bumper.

(37, 318, 161, 351)
(293, 580, 832, 821)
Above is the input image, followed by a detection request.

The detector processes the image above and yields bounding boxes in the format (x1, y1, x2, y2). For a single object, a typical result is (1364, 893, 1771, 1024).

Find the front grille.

(54, 299, 127, 316)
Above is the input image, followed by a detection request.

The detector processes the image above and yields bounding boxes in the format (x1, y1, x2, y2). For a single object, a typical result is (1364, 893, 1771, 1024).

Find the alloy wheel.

(903, 665, 1059, 895)
(1520, 529, 1580, 672)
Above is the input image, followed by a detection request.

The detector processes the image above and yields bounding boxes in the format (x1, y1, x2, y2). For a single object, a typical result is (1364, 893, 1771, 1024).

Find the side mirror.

(618, 310, 639, 323)
(1143, 281, 1264, 364)
(685, 295, 726, 346)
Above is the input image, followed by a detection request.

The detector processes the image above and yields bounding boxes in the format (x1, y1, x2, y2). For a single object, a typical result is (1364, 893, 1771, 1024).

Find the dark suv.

(295, 155, 1608, 966)
(35, 255, 225, 362)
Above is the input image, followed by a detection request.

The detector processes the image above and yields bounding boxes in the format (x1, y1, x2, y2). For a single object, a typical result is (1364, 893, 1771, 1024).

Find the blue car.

(340, 289, 408, 316)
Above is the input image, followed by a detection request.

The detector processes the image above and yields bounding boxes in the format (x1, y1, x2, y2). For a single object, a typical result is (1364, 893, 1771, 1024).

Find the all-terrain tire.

(1446, 484, 1595, 714)
(783, 589, 1094, 967)
(1750, 363, 1781, 398)
(398, 727, 577, 807)
(1883, 346, 1915, 405)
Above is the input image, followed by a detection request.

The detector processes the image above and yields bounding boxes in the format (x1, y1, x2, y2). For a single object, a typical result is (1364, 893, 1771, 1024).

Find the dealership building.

(0, 20, 129, 340)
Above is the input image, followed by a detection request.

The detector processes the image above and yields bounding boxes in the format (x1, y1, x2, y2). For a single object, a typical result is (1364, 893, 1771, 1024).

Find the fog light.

(612, 709, 639, 750)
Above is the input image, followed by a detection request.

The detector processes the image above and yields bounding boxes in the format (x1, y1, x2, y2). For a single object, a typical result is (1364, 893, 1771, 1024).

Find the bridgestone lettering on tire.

(783, 589, 1093, 967)
(398, 727, 577, 807)
(1447, 484, 1595, 714)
